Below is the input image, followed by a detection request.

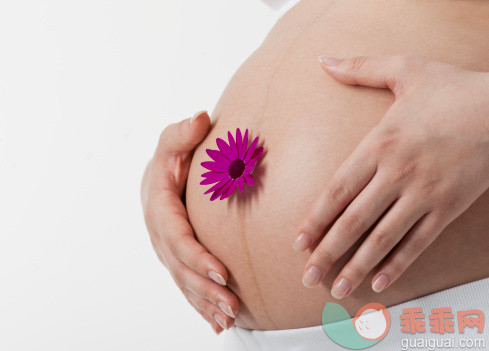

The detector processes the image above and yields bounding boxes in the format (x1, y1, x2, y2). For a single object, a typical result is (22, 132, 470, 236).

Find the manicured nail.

(302, 266, 323, 288)
(190, 110, 207, 124)
(331, 278, 351, 299)
(212, 325, 222, 335)
(318, 56, 341, 66)
(214, 314, 228, 330)
(293, 233, 312, 252)
(208, 271, 227, 286)
(218, 302, 235, 318)
(372, 273, 390, 293)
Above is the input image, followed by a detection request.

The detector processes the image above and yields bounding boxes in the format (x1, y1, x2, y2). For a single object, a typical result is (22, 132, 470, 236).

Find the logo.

(322, 302, 391, 349)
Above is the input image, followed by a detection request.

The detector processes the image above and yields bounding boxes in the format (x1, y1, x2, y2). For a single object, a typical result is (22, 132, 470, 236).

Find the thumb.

(318, 55, 421, 95)
(156, 111, 211, 157)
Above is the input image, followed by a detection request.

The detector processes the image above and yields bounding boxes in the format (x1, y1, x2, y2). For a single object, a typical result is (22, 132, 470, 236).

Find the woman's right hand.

(141, 111, 239, 334)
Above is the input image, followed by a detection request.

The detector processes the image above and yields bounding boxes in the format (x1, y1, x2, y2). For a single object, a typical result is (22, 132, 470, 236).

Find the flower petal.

(210, 178, 232, 201)
(243, 146, 263, 175)
(244, 162, 255, 176)
(220, 179, 238, 200)
(206, 149, 231, 166)
(244, 136, 259, 163)
(201, 161, 228, 172)
(238, 177, 245, 193)
(244, 174, 254, 186)
(247, 146, 263, 165)
(201, 171, 223, 178)
(227, 131, 239, 159)
(236, 128, 243, 158)
(204, 176, 230, 195)
(200, 172, 227, 185)
(240, 129, 249, 159)
(216, 138, 234, 160)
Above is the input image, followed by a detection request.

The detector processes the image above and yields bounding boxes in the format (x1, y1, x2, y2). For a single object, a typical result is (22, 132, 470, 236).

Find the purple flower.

(200, 128, 263, 201)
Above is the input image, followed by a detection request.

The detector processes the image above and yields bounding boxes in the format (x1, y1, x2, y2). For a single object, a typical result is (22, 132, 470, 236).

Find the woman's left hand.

(294, 54, 489, 299)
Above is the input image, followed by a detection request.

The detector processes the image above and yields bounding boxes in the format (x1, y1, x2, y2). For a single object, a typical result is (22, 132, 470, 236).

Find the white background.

(0, 1, 277, 350)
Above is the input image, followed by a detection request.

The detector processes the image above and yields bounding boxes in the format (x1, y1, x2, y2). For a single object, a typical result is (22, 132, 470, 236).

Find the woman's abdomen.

(186, 0, 489, 330)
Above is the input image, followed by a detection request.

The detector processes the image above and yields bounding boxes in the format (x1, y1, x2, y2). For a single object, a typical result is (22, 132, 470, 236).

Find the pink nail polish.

(214, 313, 228, 330)
(293, 233, 312, 252)
(218, 302, 235, 318)
(318, 56, 341, 66)
(331, 278, 351, 299)
(372, 273, 390, 293)
(302, 266, 323, 288)
(190, 110, 207, 124)
(208, 271, 227, 286)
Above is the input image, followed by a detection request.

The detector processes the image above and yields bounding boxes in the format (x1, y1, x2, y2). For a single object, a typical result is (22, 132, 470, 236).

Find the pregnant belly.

(186, 0, 489, 330)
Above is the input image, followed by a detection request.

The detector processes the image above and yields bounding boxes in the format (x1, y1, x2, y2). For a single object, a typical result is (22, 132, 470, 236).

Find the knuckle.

(343, 264, 366, 281)
(201, 284, 215, 300)
(348, 56, 368, 73)
(369, 229, 394, 250)
(398, 54, 424, 71)
(163, 235, 178, 255)
(207, 284, 228, 304)
(328, 182, 351, 206)
(197, 250, 213, 263)
(338, 212, 365, 238)
(398, 54, 415, 67)
(375, 128, 401, 153)
(391, 160, 418, 183)
(171, 265, 186, 285)
(427, 211, 445, 230)
(442, 194, 464, 213)
(312, 249, 335, 270)
(419, 179, 438, 196)
(388, 258, 407, 276)
(410, 235, 429, 254)
(304, 215, 324, 235)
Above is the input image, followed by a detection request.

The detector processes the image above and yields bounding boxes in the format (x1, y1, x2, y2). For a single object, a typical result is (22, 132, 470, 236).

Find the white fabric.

(260, 0, 301, 17)
(223, 277, 489, 350)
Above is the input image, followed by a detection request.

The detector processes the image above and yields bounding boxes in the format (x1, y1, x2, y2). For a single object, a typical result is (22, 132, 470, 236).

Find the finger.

(156, 110, 211, 158)
(298, 171, 398, 253)
(186, 295, 224, 334)
(150, 189, 230, 286)
(330, 195, 427, 299)
(295, 134, 378, 252)
(149, 233, 168, 269)
(159, 238, 239, 319)
(370, 213, 443, 293)
(301, 172, 398, 288)
(186, 292, 235, 331)
(157, 239, 230, 334)
(318, 54, 427, 94)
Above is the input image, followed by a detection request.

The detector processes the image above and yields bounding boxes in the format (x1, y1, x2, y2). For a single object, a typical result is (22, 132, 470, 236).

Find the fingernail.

(318, 56, 341, 66)
(213, 325, 222, 335)
(293, 233, 312, 252)
(218, 302, 235, 318)
(331, 278, 351, 299)
(372, 273, 390, 293)
(190, 110, 207, 124)
(208, 271, 227, 286)
(302, 266, 323, 288)
(214, 314, 228, 330)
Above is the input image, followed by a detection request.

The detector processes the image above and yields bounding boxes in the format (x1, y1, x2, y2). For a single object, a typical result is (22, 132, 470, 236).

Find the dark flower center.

(228, 159, 245, 179)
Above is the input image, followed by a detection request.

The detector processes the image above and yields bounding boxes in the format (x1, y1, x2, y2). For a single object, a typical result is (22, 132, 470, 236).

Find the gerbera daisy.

(200, 128, 263, 201)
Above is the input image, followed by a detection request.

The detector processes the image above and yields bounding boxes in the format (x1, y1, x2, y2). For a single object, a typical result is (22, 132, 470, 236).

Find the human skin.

(185, 0, 489, 330)
(141, 112, 239, 334)
(296, 55, 489, 299)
